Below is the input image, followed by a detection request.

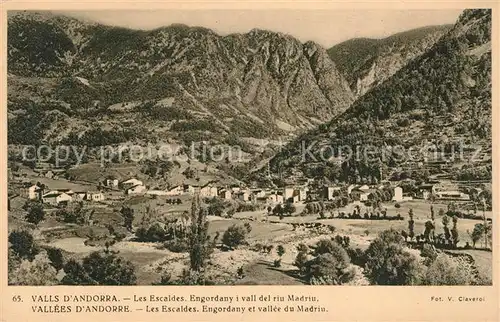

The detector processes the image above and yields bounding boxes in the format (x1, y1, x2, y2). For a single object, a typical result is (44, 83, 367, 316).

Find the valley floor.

(27, 198, 491, 285)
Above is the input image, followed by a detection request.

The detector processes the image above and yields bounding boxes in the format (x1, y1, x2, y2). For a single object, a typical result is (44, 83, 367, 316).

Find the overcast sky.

(59, 9, 463, 47)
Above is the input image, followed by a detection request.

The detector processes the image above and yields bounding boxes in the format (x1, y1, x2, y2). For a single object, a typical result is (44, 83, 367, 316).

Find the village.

(7, 149, 493, 287)
(12, 165, 484, 210)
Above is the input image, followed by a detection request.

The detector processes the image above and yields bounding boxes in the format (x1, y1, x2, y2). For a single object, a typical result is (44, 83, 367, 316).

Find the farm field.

(234, 199, 490, 248)
(12, 191, 492, 286)
(35, 203, 492, 286)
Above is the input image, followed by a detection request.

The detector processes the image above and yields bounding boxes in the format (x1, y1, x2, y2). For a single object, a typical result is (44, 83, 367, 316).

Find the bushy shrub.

(43, 246, 64, 271)
(305, 253, 354, 285)
(251, 243, 264, 252)
(237, 203, 261, 212)
(206, 197, 226, 217)
(313, 239, 347, 258)
(153, 272, 174, 285)
(136, 223, 167, 242)
(283, 202, 296, 216)
(294, 250, 308, 273)
(222, 224, 248, 249)
(177, 268, 216, 285)
(334, 235, 350, 248)
(237, 266, 245, 279)
(296, 243, 308, 253)
(163, 239, 189, 253)
(264, 245, 274, 254)
(9, 251, 58, 286)
(25, 202, 45, 226)
(422, 254, 475, 285)
(8, 229, 37, 260)
(121, 206, 135, 231)
(61, 251, 136, 285)
(420, 244, 438, 264)
(364, 229, 423, 285)
(346, 247, 366, 267)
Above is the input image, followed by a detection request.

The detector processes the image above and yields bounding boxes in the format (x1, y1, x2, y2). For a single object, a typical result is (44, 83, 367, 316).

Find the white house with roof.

(20, 183, 43, 200)
(165, 185, 183, 196)
(358, 185, 370, 191)
(57, 189, 74, 197)
(284, 187, 295, 201)
(183, 184, 198, 194)
(251, 189, 267, 199)
(218, 189, 232, 200)
(73, 191, 88, 201)
(283, 187, 307, 203)
(121, 178, 143, 189)
(87, 191, 105, 201)
(42, 191, 73, 206)
(435, 190, 470, 201)
(104, 177, 119, 188)
(392, 187, 403, 202)
(298, 187, 308, 202)
(236, 190, 250, 202)
(200, 184, 218, 198)
(391, 187, 413, 202)
(126, 184, 147, 195)
(324, 186, 341, 200)
(267, 191, 284, 204)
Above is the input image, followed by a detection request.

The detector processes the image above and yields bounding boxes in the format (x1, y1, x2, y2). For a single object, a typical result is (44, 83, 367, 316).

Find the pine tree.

(188, 194, 212, 272)
(408, 209, 415, 241)
(451, 216, 459, 248)
(442, 215, 451, 242)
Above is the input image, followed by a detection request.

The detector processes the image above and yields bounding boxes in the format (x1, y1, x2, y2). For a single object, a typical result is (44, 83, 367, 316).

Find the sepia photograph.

(6, 7, 493, 288)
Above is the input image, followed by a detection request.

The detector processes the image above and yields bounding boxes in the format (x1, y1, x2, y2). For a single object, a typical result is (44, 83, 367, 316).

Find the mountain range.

(266, 9, 491, 185)
(7, 9, 490, 186)
(7, 10, 355, 148)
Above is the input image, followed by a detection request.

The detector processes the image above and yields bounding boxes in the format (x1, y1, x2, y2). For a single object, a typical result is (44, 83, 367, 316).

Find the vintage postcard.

(1, 0, 498, 321)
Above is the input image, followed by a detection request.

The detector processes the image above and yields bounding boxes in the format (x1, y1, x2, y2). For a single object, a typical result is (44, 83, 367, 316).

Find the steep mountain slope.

(7, 11, 354, 150)
(266, 9, 491, 184)
(328, 25, 453, 96)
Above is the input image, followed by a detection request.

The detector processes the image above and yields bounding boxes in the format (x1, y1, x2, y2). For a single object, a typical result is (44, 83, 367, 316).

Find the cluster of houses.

(320, 183, 410, 202)
(100, 176, 311, 205)
(104, 175, 472, 206)
(320, 181, 471, 203)
(148, 182, 309, 205)
(20, 182, 105, 206)
(426, 182, 471, 201)
(19, 171, 473, 209)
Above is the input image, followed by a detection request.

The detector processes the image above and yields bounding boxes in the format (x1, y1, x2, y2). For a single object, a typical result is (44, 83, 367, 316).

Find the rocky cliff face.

(8, 11, 354, 146)
(328, 25, 453, 96)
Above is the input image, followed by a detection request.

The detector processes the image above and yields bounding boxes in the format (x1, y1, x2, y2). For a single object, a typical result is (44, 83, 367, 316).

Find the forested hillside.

(267, 9, 491, 184)
(328, 25, 452, 96)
